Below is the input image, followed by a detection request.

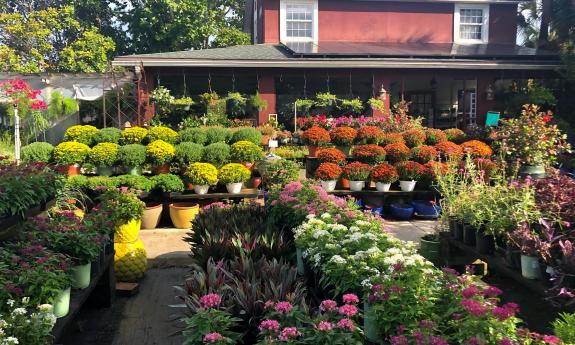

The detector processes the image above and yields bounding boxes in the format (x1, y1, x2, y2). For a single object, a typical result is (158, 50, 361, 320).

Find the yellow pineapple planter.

(114, 239, 147, 282)
(114, 219, 142, 243)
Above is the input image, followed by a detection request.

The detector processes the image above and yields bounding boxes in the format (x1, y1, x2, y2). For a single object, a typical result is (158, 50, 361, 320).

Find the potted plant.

(230, 141, 264, 168)
(249, 92, 268, 111)
(435, 141, 464, 162)
(277, 130, 292, 145)
(370, 163, 398, 192)
(411, 145, 438, 164)
(460, 140, 493, 158)
(351, 144, 386, 165)
(329, 126, 357, 155)
(185, 162, 218, 195)
(340, 98, 364, 115)
(218, 163, 251, 194)
(200, 91, 219, 106)
(395, 161, 426, 192)
(402, 128, 427, 148)
(203, 142, 231, 168)
(314, 162, 342, 192)
(117, 144, 147, 175)
(121, 126, 149, 145)
(64, 125, 99, 146)
(314, 92, 338, 110)
(89, 142, 120, 176)
(231, 127, 263, 145)
(261, 159, 301, 188)
(150, 173, 185, 195)
(342, 162, 371, 191)
(226, 92, 247, 116)
(21, 142, 54, 163)
(175, 142, 204, 170)
(99, 189, 145, 243)
(171, 96, 194, 111)
(179, 128, 208, 145)
(93, 127, 122, 144)
(316, 147, 346, 166)
(384, 142, 412, 163)
(146, 126, 179, 144)
(355, 126, 384, 145)
(146, 140, 176, 174)
(419, 224, 443, 264)
(425, 128, 448, 145)
(52, 141, 91, 176)
(509, 222, 544, 279)
(368, 97, 385, 113)
(295, 98, 314, 116)
(302, 126, 331, 157)
(444, 128, 467, 143)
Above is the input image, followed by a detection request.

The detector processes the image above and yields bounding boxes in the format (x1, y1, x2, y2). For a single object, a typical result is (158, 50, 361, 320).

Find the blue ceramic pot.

(389, 203, 414, 220)
(412, 200, 441, 219)
(364, 205, 383, 215)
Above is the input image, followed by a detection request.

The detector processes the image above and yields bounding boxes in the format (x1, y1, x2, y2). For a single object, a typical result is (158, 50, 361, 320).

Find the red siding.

(489, 4, 518, 44)
(262, 0, 280, 43)
(319, 0, 454, 43)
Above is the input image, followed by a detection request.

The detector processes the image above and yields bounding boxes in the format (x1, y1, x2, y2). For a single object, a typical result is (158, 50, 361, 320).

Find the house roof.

(113, 43, 561, 71)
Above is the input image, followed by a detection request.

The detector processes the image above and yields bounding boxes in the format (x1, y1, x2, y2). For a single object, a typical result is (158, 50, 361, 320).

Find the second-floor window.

(280, 0, 318, 43)
(454, 4, 489, 44)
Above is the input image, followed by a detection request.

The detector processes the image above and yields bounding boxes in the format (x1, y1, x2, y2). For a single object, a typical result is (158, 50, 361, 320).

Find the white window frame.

(454, 4, 490, 44)
(280, 0, 319, 44)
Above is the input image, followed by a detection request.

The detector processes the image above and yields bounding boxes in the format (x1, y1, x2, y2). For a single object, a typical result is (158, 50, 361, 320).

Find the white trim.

(280, 0, 319, 44)
(454, 4, 490, 44)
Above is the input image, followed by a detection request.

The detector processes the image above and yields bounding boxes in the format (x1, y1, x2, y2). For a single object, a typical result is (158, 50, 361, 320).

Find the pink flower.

(338, 304, 358, 317)
(317, 321, 334, 331)
(542, 335, 561, 344)
(466, 338, 484, 345)
(278, 327, 301, 341)
(461, 286, 481, 299)
(483, 286, 503, 298)
(342, 293, 359, 305)
(461, 299, 488, 317)
(319, 299, 338, 312)
(390, 335, 409, 345)
(492, 306, 514, 321)
(274, 301, 293, 314)
(337, 318, 356, 331)
(199, 294, 222, 308)
(502, 302, 520, 314)
(264, 300, 275, 310)
(499, 338, 513, 345)
(203, 332, 224, 343)
(418, 320, 435, 329)
(258, 319, 280, 333)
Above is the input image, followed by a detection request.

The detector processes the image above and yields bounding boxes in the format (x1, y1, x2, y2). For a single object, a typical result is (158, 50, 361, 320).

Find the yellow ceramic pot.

(169, 203, 200, 229)
(115, 219, 141, 243)
(114, 239, 147, 282)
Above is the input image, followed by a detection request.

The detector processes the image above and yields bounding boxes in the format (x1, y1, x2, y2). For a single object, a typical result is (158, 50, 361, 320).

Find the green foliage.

(47, 91, 78, 120)
(315, 92, 338, 108)
(117, 144, 147, 167)
(368, 98, 386, 112)
(203, 143, 231, 167)
(182, 307, 241, 345)
(553, 312, 575, 344)
(230, 127, 262, 145)
(211, 26, 251, 48)
(179, 128, 208, 145)
(230, 140, 264, 163)
(99, 188, 145, 224)
(248, 92, 268, 111)
(205, 127, 231, 144)
(175, 142, 204, 166)
(93, 127, 122, 144)
(226, 92, 247, 116)
(262, 159, 301, 187)
(340, 98, 364, 114)
(59, 29, 116, 72)
(115, 175, 154, 192)
(21, 142, 54, 163)
(150, 173, 185, 193)
(295, 98, 314, 114)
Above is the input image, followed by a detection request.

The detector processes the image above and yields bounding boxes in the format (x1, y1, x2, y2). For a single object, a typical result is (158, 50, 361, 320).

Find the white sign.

(268, 140, 279, 148)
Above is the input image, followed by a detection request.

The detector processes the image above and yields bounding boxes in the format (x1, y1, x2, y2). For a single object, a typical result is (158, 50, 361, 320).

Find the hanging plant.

(340, 98, 364, 115)
(227, 92, 247, 116)
(295, 99, 314, 115)
(200, 92, 219, 106)
(171, 97, 194, 111)
(249, 92, 268, 111)
(314, 92, 338, 108)
(368, 98, 385, 112)
(150, 86, 175, 117)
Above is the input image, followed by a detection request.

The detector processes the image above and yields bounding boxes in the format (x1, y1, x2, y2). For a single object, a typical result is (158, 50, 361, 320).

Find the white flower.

(320, 213, 331, 219)
(349, 226, 360, 232)
(11, 308, 26, 316)
(312, 229, 329, 239)
(306, 214, 316, 220)
(5, 337, 19, 345)
(6, 300, 14, 308)
(20, 297, 29, 305)
(38, 304, 53, 313)
(361, 279, 372, 288)
(355, 220, 370, 226)
(329, 255, 346, 264)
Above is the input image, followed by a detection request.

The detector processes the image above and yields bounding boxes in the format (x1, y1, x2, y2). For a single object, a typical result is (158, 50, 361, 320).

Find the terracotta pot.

(66, 164, 81, 177)
(186, 182, 194, 190)
(307, 146, 319, 157)
(153, 164, 170, 175)
(141, 203, 163, 229)
(169, 203, 200, 229)
(243, 162, 255, 171)
(341, 178, 350, 189)
(262, 135, 270, 146)
(251, 177, 262, 189)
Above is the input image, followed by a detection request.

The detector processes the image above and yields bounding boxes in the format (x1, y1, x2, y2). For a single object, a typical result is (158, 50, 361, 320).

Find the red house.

(114, 0, 561, 128)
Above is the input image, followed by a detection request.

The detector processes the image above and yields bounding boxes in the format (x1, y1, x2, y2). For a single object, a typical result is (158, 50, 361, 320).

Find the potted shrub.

(425, 128, 448, 145)
(509, 222, 543, 280)
(351, 144, 386, 165)
(230, 141, 264, 168)
(340, 98, 364, 115)
(380, 132, 406, 146)
(355, 126, 384, 145)
(370, 163, 398, 192)
(315, 162, 342, 192)
(117, 144, 147, 175)
(203, 142, 231, 168)
(435, 141, 464, 162)
(444, 128, 467, 144)
(179, 128, 208, 145)
(146, 140, 175, 174)
(175, 142, 204, 170)
(52, 141, 91, 176)
(230, 127, 263, 145)
(302, 126, 331, 157)
(205, 127, 231, 144)
(100, 188, 145, 244)
(460, 140, 493, 158)
(89, 142, 120, 176)
(146, 126, 179, 144)
(150, 173, 185, 195)
(226, 92, 247, 116)
(330, 126, 357, 155)
(200, 91, 219, 107)
(402, 128, 426, 148)
(219, 163, 251, 194)
(21, 142, 54, 163)
(342, 162, 371, 191)
(121, 126, 148, 145)
(316, 147, 346, 166)
(115, 175, 154, 193)
(261, 159, 301, 188)
(185, 162, 218, 195)
(93, 127, 122, 144)
(411, 145, 439, 164)
(383, 142, 411, 163)
(64, 125, 98, 146)
(314, 92, 338, 111)
(394, 161, 426, 191)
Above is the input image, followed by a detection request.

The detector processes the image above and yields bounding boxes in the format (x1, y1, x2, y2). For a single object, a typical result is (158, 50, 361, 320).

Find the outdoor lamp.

(486, 84, 495, 101)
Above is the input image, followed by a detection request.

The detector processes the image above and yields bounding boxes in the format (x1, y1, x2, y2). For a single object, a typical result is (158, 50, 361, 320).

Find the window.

(454, 4, 489, 44)
(280, 0, 318, 43)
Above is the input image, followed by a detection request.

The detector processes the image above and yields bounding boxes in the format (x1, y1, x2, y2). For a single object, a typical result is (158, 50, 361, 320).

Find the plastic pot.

(320, 180, 337, 192)
(251, 177, 262, 189)
(521, 254, 542, 280)
(125, 166, 141, 176)
(420, 234, 441, 264)
(66, 164, 81, 177)
(389, 203, 414, 220)
(412, 200, 441, 219)
(226, 182, 243, 194)
(169, 203, 200, 229)
(364, 204, 383, 215)
(141, 203, 163, 229)
(96, 166, 114, 177)
(71, 262, 91, 289)
(463, 224, 476, 246)
(152, 164, 170, 175)
(296, 248, 305, 275)
(336, 146, 351, 156)
(448, 218, 457, 237)
(375, 182, 391, 192)
(349, 181, 365, 192)
(519, 164, 546, 180)
(399, 180, 417, 192)
(193, 185, 210, 195)
(53, 287, 71, 318)
(475, 229, 495, 254)
(341, 178, 350, 189)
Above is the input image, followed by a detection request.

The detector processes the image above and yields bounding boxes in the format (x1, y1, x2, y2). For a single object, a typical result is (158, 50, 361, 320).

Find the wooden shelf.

(170, 189, 263, 200)
(328, 189, 438, 196)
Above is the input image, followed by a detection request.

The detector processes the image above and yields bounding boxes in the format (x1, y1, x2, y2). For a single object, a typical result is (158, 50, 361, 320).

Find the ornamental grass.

(351, 144, 386, 164)
(383, 142, 411, 163)
(315, 162, 343, 181)
(317, 148, 347, 165)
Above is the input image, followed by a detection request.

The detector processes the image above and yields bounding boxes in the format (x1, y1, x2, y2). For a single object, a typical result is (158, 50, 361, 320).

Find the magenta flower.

(199, 294, 222, 309)
(317, 321, 334, 331)
(390, 335, 409, 345)
(337, 318, 356, 331)
(492, 306, 514, 321)
(258, 319, 280, 333)
(461, 286, 482, 299)
(274, 301, 293, 314)
(278, 327, 301, 341)
(338, 304, 358, 317)
(499, 338, 513, 345)
(418, 319, 435, 329)
(342, 293, 360, 305)
(502, 302, 520, 314)
(319, 299, 338, 312)
(264, 300, 275, 310)
(465, 338, 484, 345)
(542, 335, 562, 344)
(203, 332, 224, 343)
(430, 336, 449, 345)
(461, 299, 488, 317)
(483, 286, 503, 298)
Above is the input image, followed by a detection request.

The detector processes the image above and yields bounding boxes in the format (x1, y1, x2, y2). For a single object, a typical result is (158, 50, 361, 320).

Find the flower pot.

(375, 182, 392, 192)
(66, 164, 81, 177)
(307, 145, 319, 157)
(53, 287, 71, 318)
(336, 146, 352, 156)
(420, 234, 441, 264)
(193, 184, 210, 195)
(320, 180, 337, 192)
(519, 164, 546, 180)
(389, 203, 414, 220)
(364, 204, 383, 215)
(251, 177, 262, 189)
(364, 301, 381, 342)
(341, 178, 350, 189)
(349, 181, 365, 192)
(153, 164, 170, 175)
(505, 247, 522, 270)
(262, 135, 270, 146)
(226, 182, 243, 194)
(296, 248, 305, 275)
(454, 222, 464, 241)
(475, 229, 495, 254)
(521, 254, 542, 280)
(169, 203, 200, 229)
(399, 180, 417, 192)
(114, 219, 141, 243)
(463, 224, 476, 246)
(96, 166, 114, 176)
(125, 166, 141, 176)
(141, 203, 163, 229)
(71, 262, 91, 289)
(412, 200, 441, 219)
(243, 162, 255, 171)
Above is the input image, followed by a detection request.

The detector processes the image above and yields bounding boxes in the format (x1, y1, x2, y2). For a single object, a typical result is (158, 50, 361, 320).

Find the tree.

(0, 5, 115, 72)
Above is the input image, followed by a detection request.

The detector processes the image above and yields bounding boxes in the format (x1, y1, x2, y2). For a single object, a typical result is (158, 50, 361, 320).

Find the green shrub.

(89, 142, 120, 167)
(65, 175, 89, 191)
(175, 142, 204, 166)
(230, 140, 264, 163)
(179, 128, 207, 145)
(64, 125, 98, 146)
(262, 159, 300, 187)
(203, 142, 231, 167)
(115, 175, 154, 192)
(146, 126, 179, 143)
(205, 127, 231, 144)
(86, 176, 118, 190)
(150, 173, 185, 193)
(93, 127, 122, 144)
(21, 142, 54, 163)
(230, 127, 263, 145)
(553, 312, 575, 344)
(117, 144, 147, 167)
